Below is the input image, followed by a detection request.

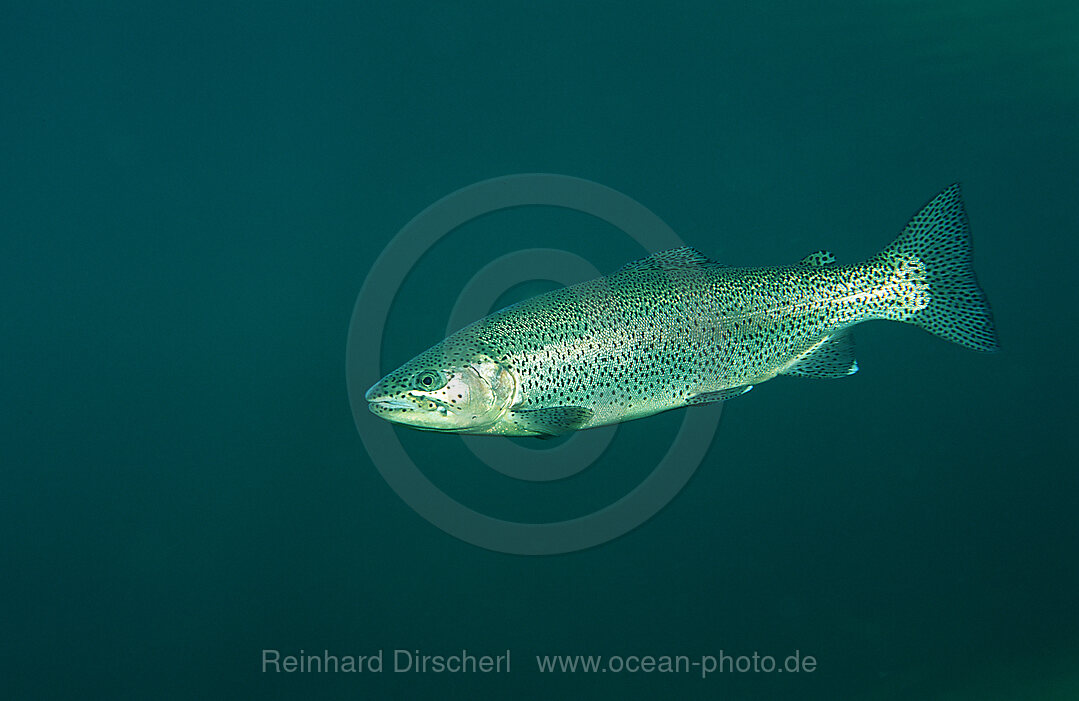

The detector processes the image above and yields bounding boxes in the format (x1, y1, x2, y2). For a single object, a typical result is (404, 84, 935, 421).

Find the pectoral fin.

(509, 406, 594, 437)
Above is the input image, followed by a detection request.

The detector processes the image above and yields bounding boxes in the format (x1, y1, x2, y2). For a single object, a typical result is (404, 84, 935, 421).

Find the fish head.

(365, 346, 516, 433)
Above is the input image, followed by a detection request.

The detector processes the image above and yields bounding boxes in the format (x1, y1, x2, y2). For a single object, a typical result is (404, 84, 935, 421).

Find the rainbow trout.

(366, 185, 997, 437)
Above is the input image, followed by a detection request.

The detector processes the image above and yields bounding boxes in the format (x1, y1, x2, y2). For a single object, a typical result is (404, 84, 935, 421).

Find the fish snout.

(365, 379, 431, 416)
(364, 380, 402, 411)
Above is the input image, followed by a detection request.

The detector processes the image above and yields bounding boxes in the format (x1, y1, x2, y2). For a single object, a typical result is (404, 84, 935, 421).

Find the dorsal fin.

(799, 250, 836, 267)
(617, 246, 721, 273)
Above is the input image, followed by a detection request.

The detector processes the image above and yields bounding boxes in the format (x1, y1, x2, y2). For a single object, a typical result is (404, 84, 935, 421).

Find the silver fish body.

(366, 185, 997, 437)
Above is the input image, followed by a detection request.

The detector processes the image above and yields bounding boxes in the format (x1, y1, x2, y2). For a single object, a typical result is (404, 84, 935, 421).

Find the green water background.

(3, 2, 1077, 699)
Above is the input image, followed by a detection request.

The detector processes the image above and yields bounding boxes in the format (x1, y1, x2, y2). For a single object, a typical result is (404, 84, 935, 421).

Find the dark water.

(4, 2, 1077, 699)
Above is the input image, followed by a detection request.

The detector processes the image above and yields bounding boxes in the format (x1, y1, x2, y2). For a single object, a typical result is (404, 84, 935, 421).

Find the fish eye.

(414, 370, 446, 391)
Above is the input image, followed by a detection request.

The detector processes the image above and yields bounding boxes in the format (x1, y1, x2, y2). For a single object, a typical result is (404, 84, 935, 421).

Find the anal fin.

(686, 385, 754, 405)
(783, 331, 859, 378)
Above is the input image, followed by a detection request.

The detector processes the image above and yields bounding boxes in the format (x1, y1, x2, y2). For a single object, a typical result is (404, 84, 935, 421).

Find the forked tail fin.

(874, 184, 999, 351)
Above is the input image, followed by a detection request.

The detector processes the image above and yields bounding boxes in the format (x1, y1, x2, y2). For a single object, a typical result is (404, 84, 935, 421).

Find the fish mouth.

(367, 397, 415, 411)
(365, 389, 427, 415)
(365, 387, 456, 419)
(364, 382, 416, 414)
